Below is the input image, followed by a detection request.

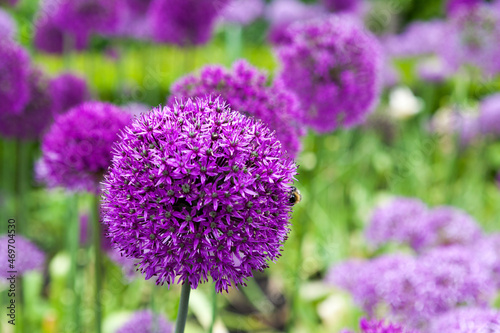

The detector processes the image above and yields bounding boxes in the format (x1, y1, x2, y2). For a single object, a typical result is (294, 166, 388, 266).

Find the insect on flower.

(288, 186, 302, 205)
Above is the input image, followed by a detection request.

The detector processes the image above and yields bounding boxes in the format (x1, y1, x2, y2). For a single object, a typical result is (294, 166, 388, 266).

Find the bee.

(288, 186, 302, 205)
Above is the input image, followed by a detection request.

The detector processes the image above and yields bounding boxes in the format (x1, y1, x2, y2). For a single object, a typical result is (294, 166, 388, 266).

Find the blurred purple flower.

(50, 72, 90, 115)
(416, 57, 454, 83)
(0, 8, 16, 41)
(102, 97, 298, 293)
(322, 0, 361, 13)
(116, 310, 173, 333)
(478, 93, 500, 137)
(428, 107, 480, 147)
(428, 307, 500, 333)
(0, 68, 55, 140)
(111, 0, 153, 40)
(0, 235, 45, 278)
(473, 234, 500, 288)
(0, 41, 30, 115)
(266, 0, 324, 44)
(148, 0, 229, 46)
(276, 15, 382, 133)
(169, 60, 304, 158)
(37, 101, 131, 193)
(445, 0, 481, 16)
(221, 0, 264, 26)
(342, 317, 420, 333)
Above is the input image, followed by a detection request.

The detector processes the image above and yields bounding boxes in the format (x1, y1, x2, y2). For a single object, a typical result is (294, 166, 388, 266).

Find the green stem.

(92, 195, 102, 333)
(208, 285, 216, 333)
(151, 287, 158, 333)
(225, 24, 242, 64)
(174, 282, 191, 333)
(67, 194, 80, 330)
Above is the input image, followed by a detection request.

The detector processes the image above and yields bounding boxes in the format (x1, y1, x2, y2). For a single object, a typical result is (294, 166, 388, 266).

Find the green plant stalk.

(151, 286, 158, 333)
(225, 24, 242, 64)
(67, 194, 81, 331)
(208, 285, 216, 333)
(174, 282, 191, 333)
(92, 194, 103, 333)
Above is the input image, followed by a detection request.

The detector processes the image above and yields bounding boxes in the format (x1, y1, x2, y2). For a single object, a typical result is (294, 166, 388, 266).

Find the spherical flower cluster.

(266, 0, 323, 45)
(50, 72, 90, 115)
(0, 41, 30, 115)
(478, 93, 500, 138)
(148, 0, 229, 46)
(169, 60, 303, 158)
(101, 97, 298, 293)
(116, 310, 173, 333)
(428, 307, 500, 333)
(0, 8, 17, 41)
(472, 234, 500, 288)
(276, 15, 382, 133)
(381, 20, 446, 58)
(341, 318, 420, 333)
(34, 15, 89, 54)
(220, 0, 264, 26)
(440, 3, 500, 75)
(38, 101, 131, 193)
(0, 235, 45, 278)
(327, 247, 495, 329)
(322, 0, 361, 13)
(445, 0, 481, 16)
(0, 68, 55, 140)
(366, 198, 482, 252)
(110, 0, 153, 40)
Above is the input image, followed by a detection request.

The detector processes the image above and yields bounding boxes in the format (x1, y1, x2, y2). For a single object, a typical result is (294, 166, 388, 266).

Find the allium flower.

(52, 0, 120, 37)
(322, 0, 361, 13)
(169, 60, 304, 158)
(275, 15, 382, 133)
(116, 310, 173, 333)
(148, 0, 229, 46)
(110, 0, 153, 40)
(478, 93, 500, 137)
(38, 101, 131, 193)
(0, 41, 30, 115)
(416, 57, 454, 83)
(428, 307, 500, 333)
(102, 97, 298, 293)
(221, 0, 264, 26)
(440, 3, 500, 75)
(0, 8, 16, 41)
(365, 197, 429, 250)
(0, 235, 45, 278)
(381, 20, 446, 58)
(342, 317, 421, 333)
(50, 73, 90, 115)
(473, 234, 500, 288)
(266, 0, 323, 44)
(33, 15, 89, 54)
(445, 0, 481, 16)
(0, 68, 55, 140)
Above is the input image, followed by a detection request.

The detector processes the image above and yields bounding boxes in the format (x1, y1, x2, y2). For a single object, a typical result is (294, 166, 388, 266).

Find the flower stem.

(174, 282, 191, 333)
(208, 285, 216, 333)
(92, 195, 102, 333)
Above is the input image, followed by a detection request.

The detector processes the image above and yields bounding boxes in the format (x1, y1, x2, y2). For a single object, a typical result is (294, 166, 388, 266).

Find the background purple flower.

(169, 60, 304, 158)
(50, 72, 91, 115)
(342, 317, 421, 333)
(322, 0, 361, 13)
(428, 307, 500, 333)
(116, 310, 173, 333)
(148, 0, 229, 46)
(472, 234, 500, 288)
(221, 0, 264, 26)
(110, 0, 153, 40)
(0, 41, 30, 115)
(0, 235, 45, 278)
(102, 97, 298, 293)
(265, 0, 323, 44)
(276, 15, 382, 133)
(0, 8, 16, 41)
(0, 68, 55, 141)
(445, 0, 481, 16)
(478, 93, 500, 137)
(38, 101, 131, 193)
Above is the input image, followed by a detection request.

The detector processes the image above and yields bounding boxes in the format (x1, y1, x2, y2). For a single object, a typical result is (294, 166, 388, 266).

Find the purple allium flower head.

(428, 307, 500, 333)
(38, 101, 131, 193)
(111, 0, 153, 40)
(50, 72, 90, 115)
(445, 0, 481, 16)
(365, 197, 430, 251)
(342, 317, 421, 333)
(169, 60, 304, 158)
(0, 67, 55, 141)
(276, 15, 382, 133)
(423, 206, 482, 249)
(0, 8, 16, 41)
(322, 0, 361, 13)
(221, 0, 264, 26)
(102, 96, 298, 293)
(440, 3, 500, 75)
(116, 310, 173, 333)
(52, 0, 120, 37)
(266, 0, 323, 45)
(148, 0, 229, 46)
(0, 41, 30, 115)
(478, 93, 500, 137)
(381, 20, 447, 58)
(33, 15, 89, 54)
(473, 234, 500, 288)
(0, 235, 45, 278)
